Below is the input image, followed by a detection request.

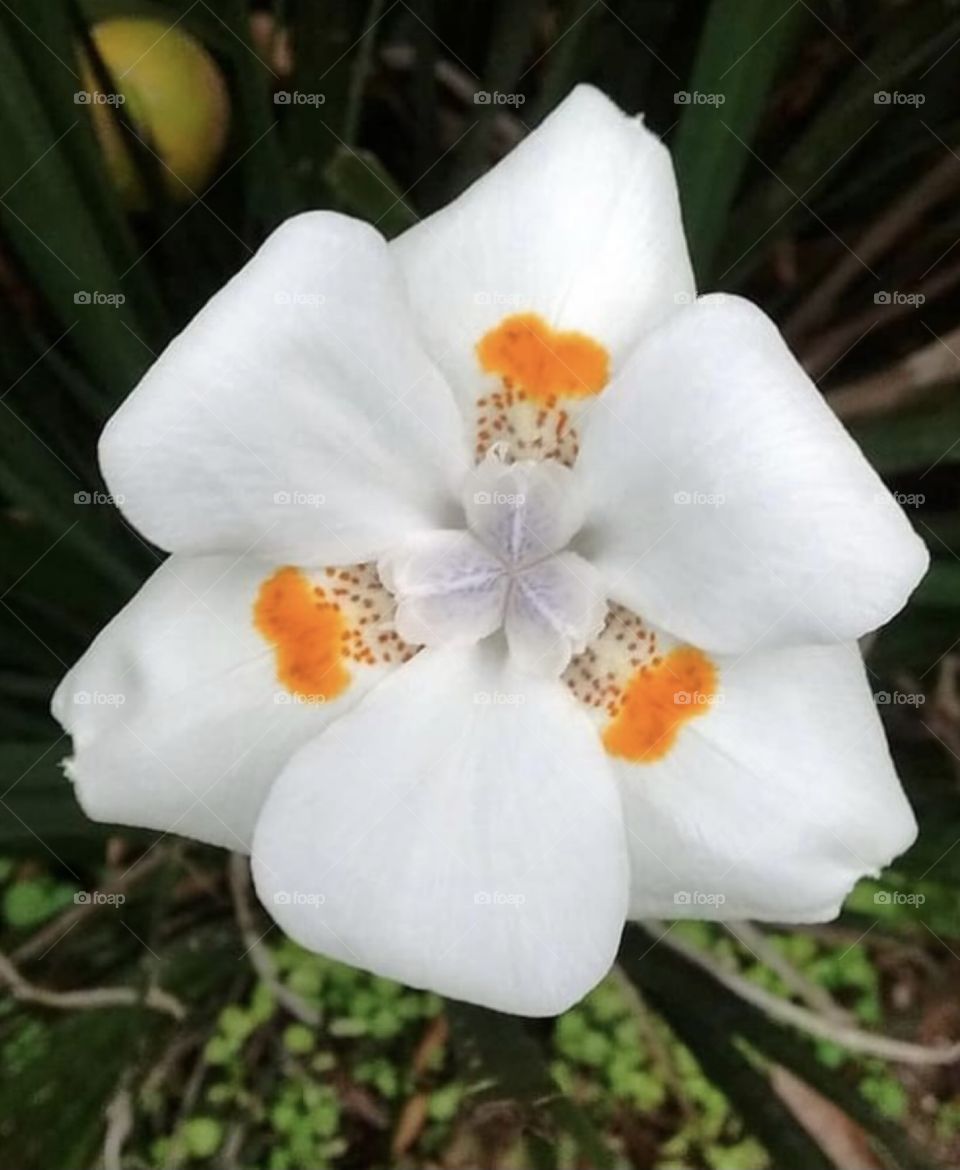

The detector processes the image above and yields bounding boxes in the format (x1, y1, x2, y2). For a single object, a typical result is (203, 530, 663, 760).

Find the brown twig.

(644, 921, 960, 1065)
(723, 921, 853, 1024)
(803, 251, 960, 377)
(792, 924, 942, 978)
(11, 846, 173, 964)
(141, 1029, 207, 1099)
(923, 655, 960, 783)
(0, 947, 185, 1019)
(381, 43, 525, 150)
(227, 853, 321, 1026)
(102, 1088, 135, 1170)
(827, 324, 960, 421)
(786, 149, 960, 343)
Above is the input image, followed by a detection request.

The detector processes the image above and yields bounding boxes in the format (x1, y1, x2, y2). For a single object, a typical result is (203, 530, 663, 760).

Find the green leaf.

(214, 0, 296, 229)
(0, 3, 161, 395)
(0, 1006, 170, 1168)
(447, 0, 539, 194)
(720, 1, 960, 284)
(850, 397, 960, 474)
(283, 0, 364, 207)
(619, 925, 934, 1170)
(0, 400, 140, 594)
(0, 741, 109, 852)
(911, 561, 960, 609)
(870, 602, 960, 683)
(0, 510, 129, 627)
(652, 993, 832, 1169)
(527, 0, 600, 125)
(343, 0, 391, 147)
(3, 876, 78, 928)
(672, 0, 805, 282)
(179, 1116, 223, 1159)
(324, 146, 418, 238)
(447, 1001, 615, 1168)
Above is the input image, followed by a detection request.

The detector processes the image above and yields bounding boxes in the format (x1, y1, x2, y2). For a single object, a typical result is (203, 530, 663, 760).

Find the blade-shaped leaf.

(447, 1001, 615, 1168)
(672, 0, 805, 282)
(619, 924, 934, 1170)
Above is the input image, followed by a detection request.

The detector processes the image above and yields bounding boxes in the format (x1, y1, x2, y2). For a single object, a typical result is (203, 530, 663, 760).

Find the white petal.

(577, 295, 929, 651)
(377, 530, 506, 647)
(51, 555, 397, 850)
(463, 452, 585, 566)
(391, 85, 694, 419)
(616, 641, 917, 921)
(100, 212, 469, 565)
(506, 553, 608, 676)
(252, 644, 628, 1016)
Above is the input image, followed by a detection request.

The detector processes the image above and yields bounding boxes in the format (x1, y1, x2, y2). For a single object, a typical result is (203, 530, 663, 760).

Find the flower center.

(378, 447, 608, 675)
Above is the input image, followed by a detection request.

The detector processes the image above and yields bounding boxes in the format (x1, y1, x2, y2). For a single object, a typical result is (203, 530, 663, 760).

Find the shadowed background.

(0, 1, 959, 1167)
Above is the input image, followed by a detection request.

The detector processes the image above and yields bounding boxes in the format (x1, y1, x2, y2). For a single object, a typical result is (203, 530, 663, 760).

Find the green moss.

(283, 1023, 316, 1056)
(179, 1116, 223, 1159)
(3, 877, 77, 928)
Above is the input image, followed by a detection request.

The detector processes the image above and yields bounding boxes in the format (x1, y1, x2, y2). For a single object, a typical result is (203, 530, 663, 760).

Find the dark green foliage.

(1, 1, 959, 1166)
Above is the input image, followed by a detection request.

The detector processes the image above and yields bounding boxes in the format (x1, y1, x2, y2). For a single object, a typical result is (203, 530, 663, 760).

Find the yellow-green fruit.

(82, 18, 230, 208)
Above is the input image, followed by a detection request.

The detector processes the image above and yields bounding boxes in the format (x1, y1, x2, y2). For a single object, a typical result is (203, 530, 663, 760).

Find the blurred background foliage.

(0, 0, 959, 1166)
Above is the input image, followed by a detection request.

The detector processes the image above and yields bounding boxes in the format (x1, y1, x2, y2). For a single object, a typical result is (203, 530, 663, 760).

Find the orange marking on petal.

(476, 312, 609, 402)
(602, 646, 717, 763)
(254, 566, 350, 702)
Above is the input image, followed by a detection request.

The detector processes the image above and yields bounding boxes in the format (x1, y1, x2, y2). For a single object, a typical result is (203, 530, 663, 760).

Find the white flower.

(52, 86, 927, 1017)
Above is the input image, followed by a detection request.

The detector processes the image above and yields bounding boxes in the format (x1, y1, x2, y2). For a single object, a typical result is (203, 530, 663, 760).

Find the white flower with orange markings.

(53, 86, 927, 1016)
